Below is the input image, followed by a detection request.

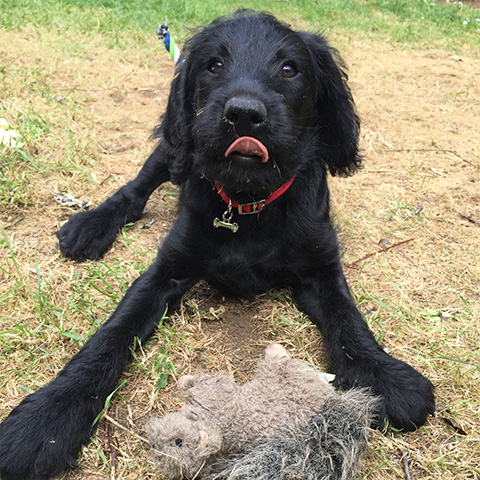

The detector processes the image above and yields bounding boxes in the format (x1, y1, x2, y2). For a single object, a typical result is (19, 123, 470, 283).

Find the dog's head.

(157, 11, 361, 196)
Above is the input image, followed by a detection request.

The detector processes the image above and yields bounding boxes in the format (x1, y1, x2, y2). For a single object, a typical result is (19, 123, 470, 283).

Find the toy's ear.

(299, 31, 362, 177)
(153, 61, 195, 185)
(264, 343, 289, 360)
(177, 375, 198, 392)
(197, 428, 222, 456)
(198, 429, 209, 447)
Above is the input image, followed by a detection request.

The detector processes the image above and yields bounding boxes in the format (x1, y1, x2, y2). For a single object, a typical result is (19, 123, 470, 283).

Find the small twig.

(104, 420, 118, 478)
(382, 148, 471, 164)
(459, 213, 480, 226)
(401, 450, 412, 480)
(110, 442, 118, 474)
(103, 421, 110, 451)
(99, 173, 113, 186)
(346, 238, 414, 269)
(104, 413, 149, 443)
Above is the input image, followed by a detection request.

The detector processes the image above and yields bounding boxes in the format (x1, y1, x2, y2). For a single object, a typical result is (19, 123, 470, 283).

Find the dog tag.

(213, 204, 239, 233)
(213, 217, 239, 233)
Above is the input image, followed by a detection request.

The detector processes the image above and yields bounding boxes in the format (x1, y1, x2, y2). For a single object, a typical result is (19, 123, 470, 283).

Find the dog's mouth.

(225, 136, 269, 164)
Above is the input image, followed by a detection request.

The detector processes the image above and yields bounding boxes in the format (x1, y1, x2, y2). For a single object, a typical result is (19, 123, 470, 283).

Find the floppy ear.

(153, 61, 195, 185)
(299, 32, 362, 176)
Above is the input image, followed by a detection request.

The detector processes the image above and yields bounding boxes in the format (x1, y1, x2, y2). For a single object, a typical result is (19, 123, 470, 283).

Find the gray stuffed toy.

(147, 344, 376, 480)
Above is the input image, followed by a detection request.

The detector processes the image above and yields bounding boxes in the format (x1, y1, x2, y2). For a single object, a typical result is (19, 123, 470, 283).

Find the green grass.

(352, 279, 479, 371)
(0, 0, 479, 51)
(1, 228, 134, 333)
(0, 102, 95, 206)
(0, 110, 48, 205)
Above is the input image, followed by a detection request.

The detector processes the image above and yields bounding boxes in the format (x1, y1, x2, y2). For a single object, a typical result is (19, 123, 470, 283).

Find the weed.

(153, 351, 177, 390)
(92, 379, 127, 428)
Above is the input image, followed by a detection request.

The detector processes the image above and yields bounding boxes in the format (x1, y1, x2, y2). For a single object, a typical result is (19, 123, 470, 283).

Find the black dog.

(0, 11, 435, 480)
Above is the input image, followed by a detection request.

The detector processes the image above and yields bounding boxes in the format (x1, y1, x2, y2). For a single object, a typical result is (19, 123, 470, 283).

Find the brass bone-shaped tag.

(213, 217, 239, 233)
(213, 204, 239, 233)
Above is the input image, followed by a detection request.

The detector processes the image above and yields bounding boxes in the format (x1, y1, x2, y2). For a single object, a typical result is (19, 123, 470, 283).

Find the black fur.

(0, 11, 434, 480)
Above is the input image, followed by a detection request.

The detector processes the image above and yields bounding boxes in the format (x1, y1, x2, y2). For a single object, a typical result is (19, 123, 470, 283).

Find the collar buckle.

(237, 200, 266, 215)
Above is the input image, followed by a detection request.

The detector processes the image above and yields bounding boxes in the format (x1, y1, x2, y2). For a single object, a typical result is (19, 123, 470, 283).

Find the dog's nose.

(224, 97, 267, 131)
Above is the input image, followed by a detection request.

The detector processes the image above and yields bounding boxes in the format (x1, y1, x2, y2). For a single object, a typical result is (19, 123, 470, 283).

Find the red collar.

(214, 175, 296, 215)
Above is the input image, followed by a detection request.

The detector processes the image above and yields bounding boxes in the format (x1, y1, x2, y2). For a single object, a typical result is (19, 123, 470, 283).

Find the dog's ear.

(299, 32, 362, 176)
(153, 62, 195, 185)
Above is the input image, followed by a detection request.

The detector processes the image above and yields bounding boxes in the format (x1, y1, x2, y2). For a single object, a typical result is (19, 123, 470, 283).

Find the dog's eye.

(280, 63, 298, 78)
(174, 438, 183, 447)
(208, 59, 224, 74)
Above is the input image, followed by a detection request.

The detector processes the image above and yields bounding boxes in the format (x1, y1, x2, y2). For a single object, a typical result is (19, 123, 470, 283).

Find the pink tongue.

(225, 136, 269, 163)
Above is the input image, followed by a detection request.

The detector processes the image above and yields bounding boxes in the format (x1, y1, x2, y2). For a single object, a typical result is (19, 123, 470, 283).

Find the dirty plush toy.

(147, 344, 376, 479)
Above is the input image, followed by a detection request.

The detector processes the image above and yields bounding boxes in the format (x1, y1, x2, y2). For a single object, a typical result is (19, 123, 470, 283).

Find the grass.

(0, 0, 479, 50)
(1, 0, 479, 479)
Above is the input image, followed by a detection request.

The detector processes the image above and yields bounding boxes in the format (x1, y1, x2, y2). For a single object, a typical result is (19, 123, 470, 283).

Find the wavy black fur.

(0, 11, 434, 480)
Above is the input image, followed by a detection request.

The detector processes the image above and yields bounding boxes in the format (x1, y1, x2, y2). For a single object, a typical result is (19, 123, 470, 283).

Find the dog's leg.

(0, 235, 199, 480)
(294, 262, 435, 432)
(57, 143, 171, 261)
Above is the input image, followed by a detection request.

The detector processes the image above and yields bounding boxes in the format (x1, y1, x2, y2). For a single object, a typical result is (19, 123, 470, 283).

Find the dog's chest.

(203, 235, 290, 297)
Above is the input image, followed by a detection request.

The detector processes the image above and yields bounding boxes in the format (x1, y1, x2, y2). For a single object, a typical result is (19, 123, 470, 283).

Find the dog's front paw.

(334, 354, 435, 432)
(56, 206, 123, 261)
(0, 387, 93, 480)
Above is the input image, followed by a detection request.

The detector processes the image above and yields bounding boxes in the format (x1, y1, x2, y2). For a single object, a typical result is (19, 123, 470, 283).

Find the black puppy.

(0, 11, 434, 480)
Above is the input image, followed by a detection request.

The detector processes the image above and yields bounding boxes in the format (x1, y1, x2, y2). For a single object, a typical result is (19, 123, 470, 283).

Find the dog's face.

(190, 17, 318, 195)
(159, 12, 361, 194)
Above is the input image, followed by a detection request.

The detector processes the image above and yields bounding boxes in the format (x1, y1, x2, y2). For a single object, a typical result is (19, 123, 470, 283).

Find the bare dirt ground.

(1, 26, 479, 479)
